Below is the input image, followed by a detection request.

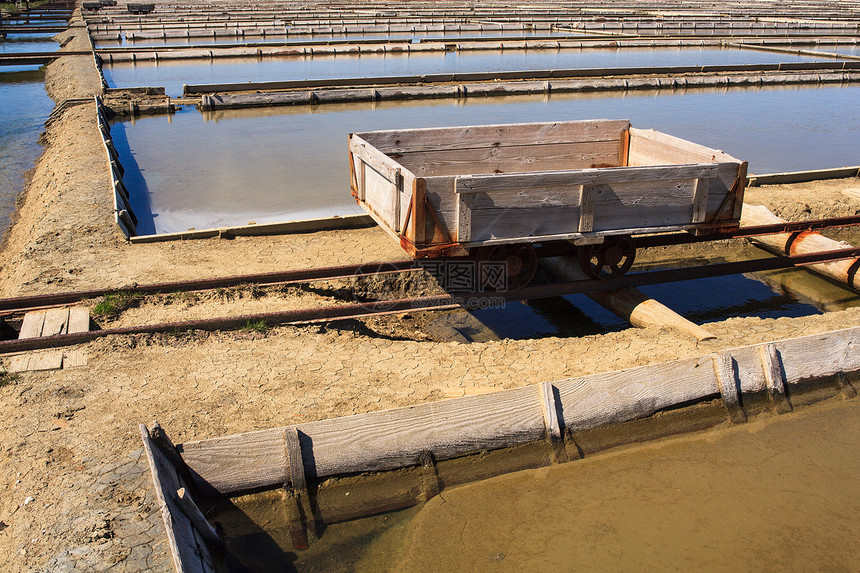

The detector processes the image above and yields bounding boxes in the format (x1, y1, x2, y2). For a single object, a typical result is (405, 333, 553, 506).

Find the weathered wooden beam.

(539, 256, 717, 342)
(741, 204, 860, 290)
(178, 327, 860, 498)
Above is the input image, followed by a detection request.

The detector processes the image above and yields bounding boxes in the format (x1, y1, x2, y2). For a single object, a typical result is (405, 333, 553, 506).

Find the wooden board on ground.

(18, 311, 46, 339)
(7, 351, 64, 373)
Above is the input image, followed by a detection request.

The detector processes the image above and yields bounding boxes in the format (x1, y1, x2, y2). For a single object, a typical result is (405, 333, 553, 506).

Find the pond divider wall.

(97, 36, 860, 63)
(747, 166, 860, 186)
(140, 326, 859, 569)
(95, 96, 137, 238)
(195, 67, 860, 111)
(186, 60, 860, 95)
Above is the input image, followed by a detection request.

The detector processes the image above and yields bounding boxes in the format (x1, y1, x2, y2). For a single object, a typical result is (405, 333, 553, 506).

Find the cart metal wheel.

(475, 243, 538, 290)
(578, 236, 636, 280)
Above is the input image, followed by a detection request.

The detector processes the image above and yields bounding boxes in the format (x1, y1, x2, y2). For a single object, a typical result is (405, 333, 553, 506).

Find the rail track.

(1, 216, 860, 353)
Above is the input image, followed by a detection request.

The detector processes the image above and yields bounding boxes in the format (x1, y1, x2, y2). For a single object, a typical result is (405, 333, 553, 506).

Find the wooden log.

(539, 256, 717, 342)
(741, 204, 860, 290)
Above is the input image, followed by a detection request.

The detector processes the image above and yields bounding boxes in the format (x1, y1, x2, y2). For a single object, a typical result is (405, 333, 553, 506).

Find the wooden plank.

(356, 159, 366, 201)
(62, 350, 88, 369)
(713, 353, 747, 423)
(356, 119, 630, 154)
(141, 424, 217, 573)
(392, 168, 403, 234)
(691, 178, 709, 223)
(538, 382, 562, 442)
(555, 355, 720, 433)
(469, 205, 584, 242)
(731, 161, 749, 221)
(349, 134, 402, 182)
(591, 178, 702, 232)
(181, 385, 545, 495)
(411, 178, 426, 245)
(18, 311, 46, 339)
(618, 127, 630, 167)
(362, 163, 398, 229)
(455, 189, 472, 243)
(7, 355, 31, 373)
(456, 164, 717, 193)
(175, 488, 223, 549)
(394, 141, 620, 177)
(628, 127, 742, 166)
(284, 428, 306, 493)
(67, 307, 90, 334)
(759, 344, 792, 413)
(579, 184, 594, 232)
(26, 351, 64, 372)
(41, 308, 70, 337)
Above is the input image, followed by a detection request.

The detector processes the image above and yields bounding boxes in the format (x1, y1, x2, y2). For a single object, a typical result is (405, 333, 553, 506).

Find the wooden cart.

(349, 119, 747, 284)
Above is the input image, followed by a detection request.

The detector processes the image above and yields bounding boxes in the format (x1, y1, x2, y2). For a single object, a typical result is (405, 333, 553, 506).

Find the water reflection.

(116, 84, 860, 235)
(101, 47, 823, 97)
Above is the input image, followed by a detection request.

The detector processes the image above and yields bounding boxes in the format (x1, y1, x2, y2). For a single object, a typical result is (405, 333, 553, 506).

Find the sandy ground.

(0, 13, 859, 573)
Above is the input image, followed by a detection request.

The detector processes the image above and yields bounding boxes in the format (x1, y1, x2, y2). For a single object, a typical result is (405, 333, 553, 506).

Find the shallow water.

(115, 84, 860, 235)
(224, 398, 860, 572)
(101, 47, 823, 97)
(353, 399, 860, 572)
(471, 273, 826, 339)
(0, 35, 58, 54)
(0, 69, 54, 235)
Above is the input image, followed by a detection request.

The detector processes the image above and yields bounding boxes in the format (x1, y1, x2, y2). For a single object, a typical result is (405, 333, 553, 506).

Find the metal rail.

(2, 246, 859, 354)
(1, 216, 859, 316)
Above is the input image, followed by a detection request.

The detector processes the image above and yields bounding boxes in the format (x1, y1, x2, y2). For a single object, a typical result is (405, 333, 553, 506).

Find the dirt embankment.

(0, 19, 860, 573)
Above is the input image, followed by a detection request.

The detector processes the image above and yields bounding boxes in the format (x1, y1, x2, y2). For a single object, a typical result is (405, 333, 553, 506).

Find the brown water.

(347, 398, 860, 572)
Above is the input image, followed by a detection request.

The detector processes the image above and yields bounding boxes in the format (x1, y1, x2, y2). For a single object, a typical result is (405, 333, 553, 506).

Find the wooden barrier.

(141, 423, 222, 573)
(194, 69, 860, 111)
(177, 326, 860, 501)
(95, 96, 138, 238)
(128, 213, 375, 243)
(747, 166, 860, 186)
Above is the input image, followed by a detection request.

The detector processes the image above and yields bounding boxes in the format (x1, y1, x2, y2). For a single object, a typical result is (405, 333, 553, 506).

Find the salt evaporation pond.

(114, 83, 860, 235)
(102, 46, 824, 97)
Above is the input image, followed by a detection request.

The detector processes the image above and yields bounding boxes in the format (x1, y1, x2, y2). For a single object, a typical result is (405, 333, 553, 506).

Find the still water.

(0, 68, 54, 235)
(358, 399, 860, 572)
(225, 398, 860, 572)
(115, 84, 860, 235)
(0, 34, 58, 54)
(101, 47, 823, 97)
(472, 273, 825, 339)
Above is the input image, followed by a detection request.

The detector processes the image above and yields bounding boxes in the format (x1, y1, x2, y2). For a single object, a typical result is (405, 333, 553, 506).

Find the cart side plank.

(358, 119, 631, 154)
(394, 140, 621, 178)
(456, 164, 717, 191)
(628, 127, 740, 165)
(362, 163, 400, 230)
